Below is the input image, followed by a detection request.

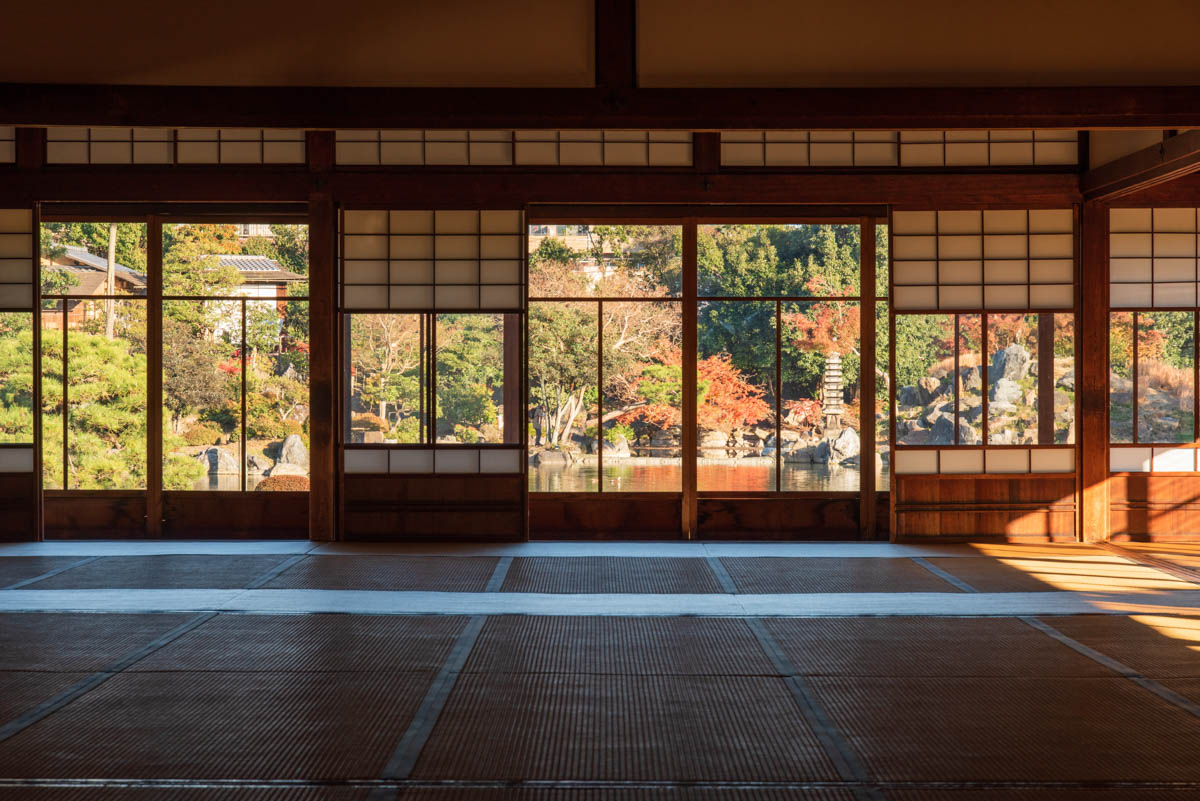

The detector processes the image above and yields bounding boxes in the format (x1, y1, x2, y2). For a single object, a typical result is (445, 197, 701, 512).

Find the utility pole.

(104, 222, 116, 339)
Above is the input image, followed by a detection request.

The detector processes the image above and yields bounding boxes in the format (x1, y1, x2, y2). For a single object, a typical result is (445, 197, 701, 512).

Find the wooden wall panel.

(344, 475, 524, 541)
(0, 473, 37, 541)
(894, 474, 1076, 541)
(162, 492, 308, 539)
(697, 497, 861, 541)
(43, 493, 146, 539)
(1110, 475, 1200, 541)
(529, 495, 683, 540)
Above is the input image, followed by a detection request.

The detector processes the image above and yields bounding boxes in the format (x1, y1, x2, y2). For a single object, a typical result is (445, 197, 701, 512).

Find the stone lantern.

(822, 352, 844, 432)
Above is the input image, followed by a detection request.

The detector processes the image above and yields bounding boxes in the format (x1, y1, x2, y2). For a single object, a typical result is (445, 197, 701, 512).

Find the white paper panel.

(390, 449, 435, 473)
(480, 285, 522, 308)
(1109, 259, 1152, 283)
(1029, 449, 1074, 473)
(939, 260, 983, 284)
(1152, 447, 1195, 472)
(1153, 208, 1196, 232)
(892, 211, 936, 235)
(389, 285, 435, 309)
(984, 260, 1027, 284)
(435, 286, 479, 309)
(344, 286, 386, 309)
(893, 450, 938, 474)
(1029, 259, 1074, 283)
(892, 285, 938, 310)
(1110, 447, 1153, 473)
(343, 210, 388, 234)
(480, 450, 522, 473)
(984, 285, 1028, 309)
(983, 210, 1029, 234)
(0, 259, 32, 283)
(1028, 284, 1074, 309)
(892, 260, 937, 285)
(1110, 234, 1152, 259)
(938, 285, 982, 308)
(390, 211, 435, 234)
(1154, 258, 1196, 282)
(435, 449, 480, 473)
(389, 236, 434, 259)
(985, 450, 1030, 474)
(938, 450, 984, 474)
(983, 235, 1027, 259)
(1109, 208, 1151, 233)
(938, 211, 982, 234)
(0, 285, 33, 310)
(0, 448, 33, 472)
(344, 450, 389, 474)
(1152, 282, 1196, 308)
(391, 261, 435, 284)
(1154, 233, 1197, 257)
(1108, 282, 1152, 308)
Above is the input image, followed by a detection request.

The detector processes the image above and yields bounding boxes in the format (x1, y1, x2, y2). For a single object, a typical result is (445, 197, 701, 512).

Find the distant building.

(207, 254, 306, 304)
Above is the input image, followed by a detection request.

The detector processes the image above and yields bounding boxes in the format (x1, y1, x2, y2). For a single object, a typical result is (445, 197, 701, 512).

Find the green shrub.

(255, 474, 310, 492)
(352, 412, 389, 432)
(183, 423, 222, 447)
(247, 416, 304, 440)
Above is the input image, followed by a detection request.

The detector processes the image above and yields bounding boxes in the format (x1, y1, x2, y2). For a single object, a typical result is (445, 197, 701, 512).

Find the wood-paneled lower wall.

(0, 474, 36, 541)
(41, 491, 309, 539)
(343, 475, 525, 541)
(1110, 474, 1200, 541)
(893, 474, 1077, 542)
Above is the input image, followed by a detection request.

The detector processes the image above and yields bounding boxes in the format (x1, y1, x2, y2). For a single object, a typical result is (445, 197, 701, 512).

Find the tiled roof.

(210, 254, 307, 282)
(62, 246, 147, 286)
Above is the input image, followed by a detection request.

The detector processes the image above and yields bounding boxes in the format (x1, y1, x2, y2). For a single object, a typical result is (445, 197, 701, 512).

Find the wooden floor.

(1, 541, 1200, 799)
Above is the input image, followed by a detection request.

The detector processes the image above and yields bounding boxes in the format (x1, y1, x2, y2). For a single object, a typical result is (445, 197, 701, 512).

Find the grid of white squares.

(0, 209, 34, 312)
(893, 448, 1075, 475)
(341, 209, 524, 311)
(1109, 208, 1200, 308)
(891, 209, 1075, 311)
(1110, 446, 1200, 473)
(720, 130, 1078, 168)
(343, 448, 522, 474)
(45, 128, 306, 164)
(335, 130, 692, 167)
(0, 128, 14, 163)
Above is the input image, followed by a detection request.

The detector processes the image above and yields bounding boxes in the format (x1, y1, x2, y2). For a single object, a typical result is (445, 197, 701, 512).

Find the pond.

(528, 458, 891, 493)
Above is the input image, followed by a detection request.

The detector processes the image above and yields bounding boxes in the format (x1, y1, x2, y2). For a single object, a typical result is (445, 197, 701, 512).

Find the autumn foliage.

(620, 349, 771, 433)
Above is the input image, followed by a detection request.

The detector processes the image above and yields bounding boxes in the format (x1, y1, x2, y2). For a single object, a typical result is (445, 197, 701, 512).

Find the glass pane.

(529, 224, 682, 298)
(66, 299, 147, 489)
(958, 315, 983, 445)
(1137, 311, 1194, 443)
(876, 223, 889, 299)
(782, 301, 861, 492)
(435, 313, 506, 444)
(40, 301, 64, 489)
(1053, 314, 1076, 444)
(246, 299, 309, 491)
(1109, 311, 1134, 443)
(162, 299, 242, 490)
(40, 222, 148, 297)
(987, 313, 1039, 445)
(698, 223, 859, 298)
(697, 301, 775, 492)
(601, 300, 683, 491)
(875, 301, 890, 489)
(894, 314, 954, 445)
(347, 314, 424, 444)
(0, 313, 34, 443)
(528, 301, 598, 492)
(164, 223, 309, 298)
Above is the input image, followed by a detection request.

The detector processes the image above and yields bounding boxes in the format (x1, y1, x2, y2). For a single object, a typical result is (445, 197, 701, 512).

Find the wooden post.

(145, 217, 163, 537)
(307, 143, 337, 540)
(682, 221, 698, 538)
(1037, 313, 1055, 445)
(859, 219, 877, 539)
(1079, 201, 1108, 542)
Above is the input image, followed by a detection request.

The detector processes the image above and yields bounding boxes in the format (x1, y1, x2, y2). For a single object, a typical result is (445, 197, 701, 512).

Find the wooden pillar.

(146, 217, 163, 537)
(1079, 201, 1109, 542)
(681, 222, 698, 538)
(1037, 313, 1055, 445)
(503, 314, 522, 444)
(859, 218, 877, 539)
(308, 131, 337, 540)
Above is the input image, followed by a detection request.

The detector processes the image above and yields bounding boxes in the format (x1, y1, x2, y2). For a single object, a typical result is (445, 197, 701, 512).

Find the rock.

(898, 385, 921, 408)
(196, 447, 238, 475)
(1057, 370, 1075, 392)
(437, 435, 459, 444)
(784, 446, 815, 463)
(700, 430, 728, 449)
(590, 435, 631, 457)
(991, 377, 1023, 405)
(829, 427, 860, 462)
(960, 366, 982, 393)
(1054, 390, 1072, 409)
(931, 415, 955, 444)
(362, 431, 384, 444)
(752, 427, 773, 441)
(246, 454, 271, 474)
(533, 449, 571, 465)
(650, 426, 682, 447)
(917, 376, 945, 405)
(958, 422, 981, 445)
(991, 344, 1031, 383)
(922, 408, 944, 428)
(269, 462, 307, 477)
(813, 440, 831, 463)
(278, 434, 309, 469)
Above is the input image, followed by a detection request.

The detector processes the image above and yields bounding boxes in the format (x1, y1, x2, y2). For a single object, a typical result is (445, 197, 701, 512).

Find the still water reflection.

(529, 460, 891, 493)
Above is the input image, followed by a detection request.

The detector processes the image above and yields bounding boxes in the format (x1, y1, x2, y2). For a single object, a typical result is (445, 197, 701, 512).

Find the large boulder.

(783, 445, 815, 463)
(957, 421, 981, 445)
(897, 385, 922, 408)
(931, 415, 955, 444)
(196, 447, 238, 475)
(917, 376, 946, 405)
(991, 377, 1023, 406)
(533, 449, 571, 465)
(1056, 369, 1075, 392)
(278, 434, 309, 469)
(960, 366, 982, 393)
(829, 427, 860, 462)
(269, 462, 308, 477)
(991, 344, 1031, 383)
(246, 454, 271, 474)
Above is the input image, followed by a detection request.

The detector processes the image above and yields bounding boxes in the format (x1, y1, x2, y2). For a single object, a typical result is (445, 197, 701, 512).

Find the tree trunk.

(104, 223, 117, 340)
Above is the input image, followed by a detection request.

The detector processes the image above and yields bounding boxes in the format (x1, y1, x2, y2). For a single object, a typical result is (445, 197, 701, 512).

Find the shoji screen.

(0, 209, 37, 539)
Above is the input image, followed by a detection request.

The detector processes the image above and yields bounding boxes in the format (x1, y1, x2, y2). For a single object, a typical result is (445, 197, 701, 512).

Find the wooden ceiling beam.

(3, 83, 1200, 130)
(1082, 130, 1200, 200)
